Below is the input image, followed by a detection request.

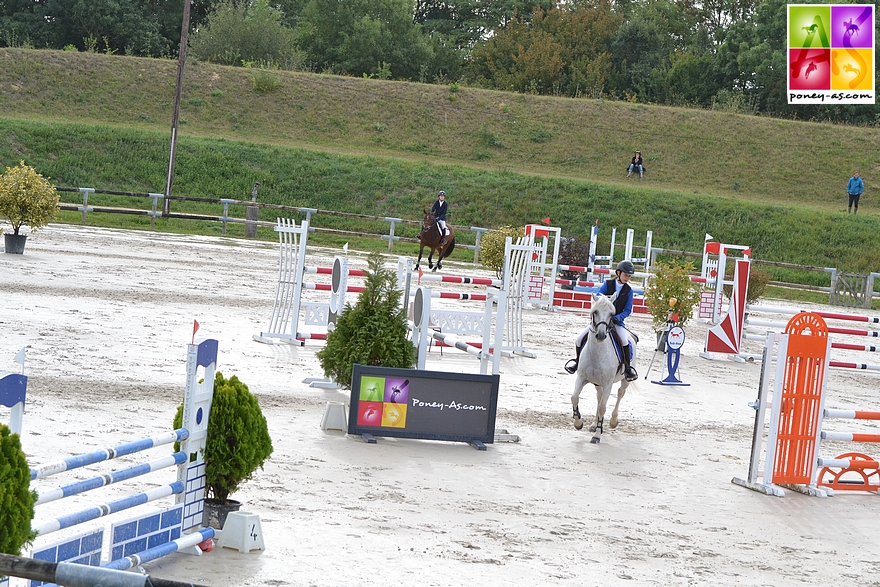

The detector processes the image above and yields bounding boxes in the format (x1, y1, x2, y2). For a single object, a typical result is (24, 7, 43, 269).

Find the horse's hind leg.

(609, 380, 629, 429)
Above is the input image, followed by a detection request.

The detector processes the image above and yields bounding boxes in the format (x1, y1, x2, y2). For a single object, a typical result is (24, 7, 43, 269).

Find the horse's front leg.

(589, 383, 612, 443)
(609, 379, 629, 429)
(427, 248, 435, 270)
(415, 245, 424, 270)
(571, 375, 587, 430)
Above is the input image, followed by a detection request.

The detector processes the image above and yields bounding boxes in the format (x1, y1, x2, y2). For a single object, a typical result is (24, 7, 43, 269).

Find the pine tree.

(317, 252, 416, 388)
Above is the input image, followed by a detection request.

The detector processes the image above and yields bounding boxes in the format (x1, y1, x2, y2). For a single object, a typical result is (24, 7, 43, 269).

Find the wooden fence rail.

(55, 186, 490, 262)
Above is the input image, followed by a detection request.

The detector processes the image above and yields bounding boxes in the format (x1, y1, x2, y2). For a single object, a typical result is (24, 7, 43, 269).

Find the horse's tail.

(442, 237, 456, 259)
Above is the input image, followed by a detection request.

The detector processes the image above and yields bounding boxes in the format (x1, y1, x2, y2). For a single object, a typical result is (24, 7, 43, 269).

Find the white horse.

(571, 294, 637, 443)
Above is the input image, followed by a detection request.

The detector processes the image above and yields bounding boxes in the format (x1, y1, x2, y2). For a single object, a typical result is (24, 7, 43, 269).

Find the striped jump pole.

(429, 331, 485, 357)
(25, 340, 218, 577)
(303, 265, 368, 277)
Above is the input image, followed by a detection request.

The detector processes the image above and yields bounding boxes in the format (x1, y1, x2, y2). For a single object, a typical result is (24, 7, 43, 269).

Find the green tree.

(0, 424, 36, 556)
(295, 0, 432, 80)
(1, 0, 173, 54)
(467, 2, 620, 97)
(190, 0, 301, 68)
(0, 161, 59, 236)
(478, 225, 523, 277)
(316, 252, 415, 389)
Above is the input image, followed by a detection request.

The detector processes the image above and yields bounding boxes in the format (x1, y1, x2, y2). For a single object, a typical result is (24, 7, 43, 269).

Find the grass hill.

(1, 48, 879, 279)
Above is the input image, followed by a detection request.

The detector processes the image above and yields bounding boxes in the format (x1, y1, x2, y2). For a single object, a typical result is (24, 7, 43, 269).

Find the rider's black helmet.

(438, 190, 446, 197)
(616, 260, 635, 275)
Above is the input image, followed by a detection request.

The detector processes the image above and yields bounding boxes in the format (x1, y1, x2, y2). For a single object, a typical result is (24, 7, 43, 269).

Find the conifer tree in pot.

(0, 161, 59, 254)
(0, 424, 37, 567)
(317, 252, 416, 388)
(175, 372, 273, 529)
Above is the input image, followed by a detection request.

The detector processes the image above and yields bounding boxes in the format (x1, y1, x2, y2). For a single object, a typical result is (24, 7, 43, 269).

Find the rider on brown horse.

(431, 190, 449, 245)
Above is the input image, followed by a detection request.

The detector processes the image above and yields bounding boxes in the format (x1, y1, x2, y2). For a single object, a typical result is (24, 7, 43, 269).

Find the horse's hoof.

(590, 436, 601, 444)
(589, 425, 597, 433)
(573, 418, 583, 430)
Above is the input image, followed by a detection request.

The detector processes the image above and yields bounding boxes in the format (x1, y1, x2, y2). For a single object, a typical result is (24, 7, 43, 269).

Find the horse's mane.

(591, 294, 614, 313)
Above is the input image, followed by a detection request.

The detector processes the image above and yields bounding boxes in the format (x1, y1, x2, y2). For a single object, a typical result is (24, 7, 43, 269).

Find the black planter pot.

(203, 498, 241, 529)
(4, 233, 27, 254)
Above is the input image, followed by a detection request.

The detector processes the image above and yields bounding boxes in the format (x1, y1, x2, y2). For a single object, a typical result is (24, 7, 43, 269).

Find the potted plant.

(174, 372, 273, 529)
(0, 424, 37, 564)
(644, 260, 701, 352)
(317, 252, 416, 389)
(0, 161, 59, 254)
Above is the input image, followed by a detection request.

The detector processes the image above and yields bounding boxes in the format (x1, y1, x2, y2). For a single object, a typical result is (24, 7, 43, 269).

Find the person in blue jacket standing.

(431, 190, 449, 244)
(847, 172, 864, 214)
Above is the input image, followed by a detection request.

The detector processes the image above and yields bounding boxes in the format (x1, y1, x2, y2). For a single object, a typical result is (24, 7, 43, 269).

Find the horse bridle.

(592, 310, 612, 339)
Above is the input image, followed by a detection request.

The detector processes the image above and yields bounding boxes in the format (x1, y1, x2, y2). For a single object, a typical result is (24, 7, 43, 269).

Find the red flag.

(418, 266, 423, 285)
(541, 217, 551, 225)
(192, 320, 200, 344)
(743, 248, 752, 258)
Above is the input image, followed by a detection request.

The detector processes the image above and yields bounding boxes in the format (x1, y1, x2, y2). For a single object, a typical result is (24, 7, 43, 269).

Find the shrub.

(479, 225, 523, 277)
(174, 373, 273, 504)
(557, 237, 593, 285)
(724, 263, 772, 304)
(644, 260, 701, 328)
(0, 424, 36, 556)
(316, 252, 415, 388)
(0, 161, 59, 235)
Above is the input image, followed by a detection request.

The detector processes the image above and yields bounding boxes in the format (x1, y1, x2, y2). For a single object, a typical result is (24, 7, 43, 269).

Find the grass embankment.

(0, 48, 879, 288)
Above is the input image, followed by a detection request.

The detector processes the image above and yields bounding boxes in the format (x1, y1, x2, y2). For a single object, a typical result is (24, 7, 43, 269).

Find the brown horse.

(416, 210, 455, 272)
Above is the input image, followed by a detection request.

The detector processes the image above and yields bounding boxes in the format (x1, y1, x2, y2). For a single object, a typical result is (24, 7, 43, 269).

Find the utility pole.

(164, 0, 192, 215)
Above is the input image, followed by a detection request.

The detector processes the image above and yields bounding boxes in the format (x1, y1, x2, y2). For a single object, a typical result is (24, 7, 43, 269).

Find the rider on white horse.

(431, 190, 448, 245)
(565, 260, 639, 381)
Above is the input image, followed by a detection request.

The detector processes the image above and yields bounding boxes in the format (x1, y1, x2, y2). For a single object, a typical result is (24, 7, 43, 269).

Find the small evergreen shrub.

(174, 373, 273, 503)
(479, 225, 523, 277)
(317, 252, 415, 388)
(644, 260, 702, 328)
(0, 424, 36, 557)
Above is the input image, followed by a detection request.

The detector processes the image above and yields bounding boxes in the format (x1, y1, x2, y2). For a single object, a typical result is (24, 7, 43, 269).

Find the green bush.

(0, 161, 59, 235)
(317, 252, 415, 388)
(0, 424, 36, 556)
(479, 226, 523, 277)
(724, 263, 772, 304)
(174, 373, 273, 504)
(644, 260, 702, 329)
